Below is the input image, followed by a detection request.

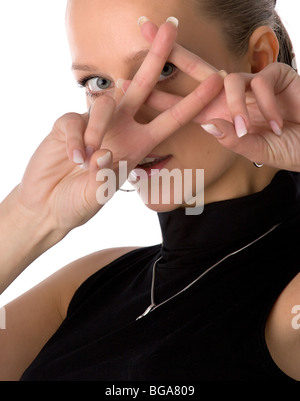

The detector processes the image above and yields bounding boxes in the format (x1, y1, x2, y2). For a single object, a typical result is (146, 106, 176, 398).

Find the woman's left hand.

(140, 20, 300, 172)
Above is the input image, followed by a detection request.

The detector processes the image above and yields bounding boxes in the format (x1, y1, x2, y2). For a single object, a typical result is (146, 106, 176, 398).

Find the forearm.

(0, 186, 66, 294)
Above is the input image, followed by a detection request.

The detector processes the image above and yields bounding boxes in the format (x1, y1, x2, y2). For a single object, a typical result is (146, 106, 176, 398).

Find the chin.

(142, 202, 183, 214)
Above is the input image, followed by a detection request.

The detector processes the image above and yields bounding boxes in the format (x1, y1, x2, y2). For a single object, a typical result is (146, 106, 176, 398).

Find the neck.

(202, 158, 279, 206)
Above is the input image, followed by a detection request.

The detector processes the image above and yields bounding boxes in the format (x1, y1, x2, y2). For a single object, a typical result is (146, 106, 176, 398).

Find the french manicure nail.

(201, 124, 223, 138)
(166, 16, 179, 28)
(138, 16, 149, 26)
(73, 149, 84, 165)
(234, 115, 248, 138)
(116, 79, 125, 94)
(97, 152, 111, 169)
(218, 70, 228, 79)
(81, 146, 94, 170)
(270, 120, 282, 136)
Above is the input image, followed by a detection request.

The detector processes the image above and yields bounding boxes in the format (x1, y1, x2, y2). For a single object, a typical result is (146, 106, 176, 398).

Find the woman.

(0, 0, 300, 380)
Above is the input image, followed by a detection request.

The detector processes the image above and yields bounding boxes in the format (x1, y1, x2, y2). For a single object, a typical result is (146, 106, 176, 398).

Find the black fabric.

(20, 171, 300, 381)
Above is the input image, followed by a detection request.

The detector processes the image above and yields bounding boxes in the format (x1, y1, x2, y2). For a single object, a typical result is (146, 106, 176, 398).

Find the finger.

(121, 21, 178, 115)
(201, 118, 267, 163)
(140, 20, 218, 82)
(86, 149, 115, 207)
(250, 74, 283, 135)
(56, 112, 87, 165)
(149, 72, 224, 144)
(146, 88, 183, 112)
(84, 95, 116, 151)
(119, 79, 183, 112)
(223, 73, 252, 137)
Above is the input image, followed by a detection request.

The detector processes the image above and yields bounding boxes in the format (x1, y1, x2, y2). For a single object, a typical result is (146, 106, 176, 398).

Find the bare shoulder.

(265, 272, 300, 381)
(57, 246, 140, 318)
(0, 246, 139, 381)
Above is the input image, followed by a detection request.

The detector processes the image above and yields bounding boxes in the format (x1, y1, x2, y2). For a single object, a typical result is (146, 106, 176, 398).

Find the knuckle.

(224, 72, 241, 87)
(170, 105, 186, 128)
(193, 87, 206, 107)
(251, 74, 267, 89)
(55, 113, 85, 135)
(183, 59, 199, 76)
(65, 116, 84, 132)
(134, 73, 153, 90)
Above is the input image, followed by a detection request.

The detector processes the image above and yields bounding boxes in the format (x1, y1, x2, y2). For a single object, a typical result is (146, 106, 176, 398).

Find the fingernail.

(81, 146, 94, 170)
(201, 124, 223, 138)
(270, 120, 282, 136)
(138, 16, 149, 26)
(116, 79, 125, 93)
(218, 70, 228, 79)
(73, 149, 84, 165)
(234, 115, 248, 138)
(97, 152, 111, 168)
(166, 16, 179, 28)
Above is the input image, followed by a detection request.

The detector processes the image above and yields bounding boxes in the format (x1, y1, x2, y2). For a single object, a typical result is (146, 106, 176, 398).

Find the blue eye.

(158, 63, 177, 82)
(87, 77, 112, 92)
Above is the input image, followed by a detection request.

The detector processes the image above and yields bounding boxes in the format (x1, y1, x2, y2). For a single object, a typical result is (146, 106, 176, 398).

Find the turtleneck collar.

(157, 171, 300, 266)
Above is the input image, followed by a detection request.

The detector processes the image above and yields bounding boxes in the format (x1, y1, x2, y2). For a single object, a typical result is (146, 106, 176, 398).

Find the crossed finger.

(140, 20, 218, 82)
(120, 20, 178, 116)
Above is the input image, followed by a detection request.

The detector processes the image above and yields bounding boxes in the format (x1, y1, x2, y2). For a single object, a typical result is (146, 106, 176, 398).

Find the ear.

(248, 26, 279, 73)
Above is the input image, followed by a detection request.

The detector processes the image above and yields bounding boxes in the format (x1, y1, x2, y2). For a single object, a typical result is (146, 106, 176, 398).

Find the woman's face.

(66, 0, 260, 212)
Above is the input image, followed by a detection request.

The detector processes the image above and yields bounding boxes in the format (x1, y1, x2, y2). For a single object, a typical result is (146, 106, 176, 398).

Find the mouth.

(130, 154, 172, 179)
(137, 155, 171, 169)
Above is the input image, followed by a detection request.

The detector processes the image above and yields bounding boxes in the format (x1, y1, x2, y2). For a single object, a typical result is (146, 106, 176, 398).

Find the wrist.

(4, 185, 63, 242)
(0, 186, 66, 293)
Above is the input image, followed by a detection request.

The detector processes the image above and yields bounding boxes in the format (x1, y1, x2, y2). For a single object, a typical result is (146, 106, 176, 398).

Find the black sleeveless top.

(21, 171, 300, 381)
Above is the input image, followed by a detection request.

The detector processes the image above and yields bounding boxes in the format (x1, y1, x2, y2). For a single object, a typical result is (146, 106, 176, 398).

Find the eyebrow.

(71, 49, 150, 72)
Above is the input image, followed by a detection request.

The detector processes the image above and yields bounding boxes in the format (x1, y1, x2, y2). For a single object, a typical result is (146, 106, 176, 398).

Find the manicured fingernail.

(166, 17, 179, 28)
(201, 124, 223, 138)
(80, 146, 94, 170)
(218, 70, 228, 79)
(270, 120, 282, 136)
(73, 149, 84, 165)
(116, 79, 125, 94)
(86, 146, 94, 158)
(234, 115, 248, 138)
(138, 16, 149, 26)
(97, 152, 111, 168)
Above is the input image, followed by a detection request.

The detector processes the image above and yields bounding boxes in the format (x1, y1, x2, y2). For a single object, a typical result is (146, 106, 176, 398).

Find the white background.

(0, 0, 299, 306)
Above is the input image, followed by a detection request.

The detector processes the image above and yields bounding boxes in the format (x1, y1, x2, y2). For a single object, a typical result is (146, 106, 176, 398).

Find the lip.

(130, 155, 172, 180)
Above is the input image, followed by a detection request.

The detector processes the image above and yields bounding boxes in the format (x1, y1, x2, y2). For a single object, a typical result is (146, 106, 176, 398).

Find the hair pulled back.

(198, 0, 296, 70)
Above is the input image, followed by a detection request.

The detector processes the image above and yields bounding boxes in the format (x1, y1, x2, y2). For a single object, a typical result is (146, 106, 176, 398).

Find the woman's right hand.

(17, 110, 114, 234)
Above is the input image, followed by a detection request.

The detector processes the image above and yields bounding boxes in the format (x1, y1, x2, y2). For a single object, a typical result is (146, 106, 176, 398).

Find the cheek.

(168, 123, 236, 171)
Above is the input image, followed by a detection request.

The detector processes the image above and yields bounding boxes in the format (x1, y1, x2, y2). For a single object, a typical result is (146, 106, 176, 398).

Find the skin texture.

(66, 0, 279, 211)
(0, 0, 300, 381)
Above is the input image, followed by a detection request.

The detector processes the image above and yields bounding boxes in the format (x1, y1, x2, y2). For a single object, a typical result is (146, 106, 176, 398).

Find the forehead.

(66, 0, 192, 26)
(66, 0, 196, 50)
(66, 0, 228, 72)
(66, 0, 198, 70)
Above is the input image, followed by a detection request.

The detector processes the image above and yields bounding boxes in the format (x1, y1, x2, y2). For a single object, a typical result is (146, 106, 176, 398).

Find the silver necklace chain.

(136, 223, 280, 320)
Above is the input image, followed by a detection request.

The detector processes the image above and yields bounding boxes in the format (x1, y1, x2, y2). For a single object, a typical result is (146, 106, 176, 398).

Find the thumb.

(87, 149, 116, 208)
